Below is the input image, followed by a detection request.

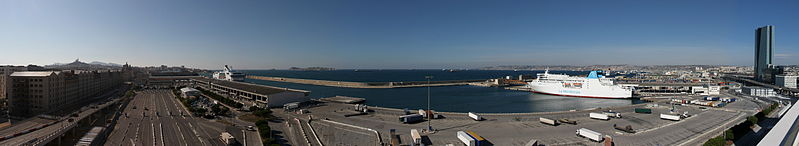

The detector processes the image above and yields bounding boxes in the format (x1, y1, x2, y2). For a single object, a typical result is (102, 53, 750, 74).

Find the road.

(105, 89, 230, 146)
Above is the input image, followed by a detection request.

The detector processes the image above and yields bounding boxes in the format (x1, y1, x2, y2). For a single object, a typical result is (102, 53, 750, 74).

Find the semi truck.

(456, 131, 486, 146)
(220, 132, 237, 146)
(468, 112, 482, 121)
(660, 114, 681, 121)
(411, 129, 423, 146)
(613, 124, 636, 133)
(634, 108, 652, 114)
(603, 111, 622, 118)
(589, 112, 610, 120)
(539, 117, 559, 126)
(576, 128, 604, 142)
(400, 114, 424, 123)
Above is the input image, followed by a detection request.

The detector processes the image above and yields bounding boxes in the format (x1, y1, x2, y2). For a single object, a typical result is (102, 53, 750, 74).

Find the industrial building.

(691, 85, 721, 95)
(192, 77, 310, 108)
(741, 86, 776, 97)
(8, 70, 123, 119)
(776, 75, 798, 89)
(0, 65, 28, 99)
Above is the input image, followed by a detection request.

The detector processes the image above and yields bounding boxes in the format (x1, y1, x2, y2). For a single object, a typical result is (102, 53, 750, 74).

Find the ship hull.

(528, 82, 632, 99)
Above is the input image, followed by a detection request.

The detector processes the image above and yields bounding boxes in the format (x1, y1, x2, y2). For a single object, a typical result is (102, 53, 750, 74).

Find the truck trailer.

(468, 112, 482, 121)
(400, 114, 424, 123)
(411, 129, 424, 146)
(660, 114, 681, 121)
(576, 128, 604, 142)
(634, 108, 652, 114)
(456, 131, 486, 146)
(589, 112, 610, 120)
(539, 117, 559, 126)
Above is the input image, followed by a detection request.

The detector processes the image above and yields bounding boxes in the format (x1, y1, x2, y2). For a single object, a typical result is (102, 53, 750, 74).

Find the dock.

(319, 96, 366, 104)
(247, 75, 484, 88)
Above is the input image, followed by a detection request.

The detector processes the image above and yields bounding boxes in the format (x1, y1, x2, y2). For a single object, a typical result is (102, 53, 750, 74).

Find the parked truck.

(400, 114, 424, 123)
(558, 118, 578, 125)
(419, 109, 439, 119)
(457, 131, 486, 146)
(613, 124, 636, 133)
(634, 108, 652, 114)
(603, 111, 622, 118)
(589, 112, 610, 120)
(468, 112, 482, 121)
(660, 114, 681, 121)
(411, 129, 423, 146)
(539, 117, 559, 126)
(576, 128, 604, 142)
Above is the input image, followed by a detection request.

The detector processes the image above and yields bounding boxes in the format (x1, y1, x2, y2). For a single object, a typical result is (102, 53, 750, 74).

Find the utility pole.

(425, 75, 434, 132)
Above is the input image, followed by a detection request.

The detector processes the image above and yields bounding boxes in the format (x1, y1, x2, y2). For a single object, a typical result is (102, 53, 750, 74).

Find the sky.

(1, 0, 797, 69)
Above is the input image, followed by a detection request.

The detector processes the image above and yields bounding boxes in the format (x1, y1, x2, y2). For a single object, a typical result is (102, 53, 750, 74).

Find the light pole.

(425, 75, 433, 132)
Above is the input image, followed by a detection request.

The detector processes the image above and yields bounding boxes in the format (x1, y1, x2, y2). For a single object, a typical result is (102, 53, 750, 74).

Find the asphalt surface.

(274, 92, 769, 146)
(105, 89, 232, 146)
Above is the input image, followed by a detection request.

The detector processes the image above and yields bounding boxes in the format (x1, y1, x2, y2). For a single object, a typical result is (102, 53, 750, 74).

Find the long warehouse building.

(192, 77, 310, 108)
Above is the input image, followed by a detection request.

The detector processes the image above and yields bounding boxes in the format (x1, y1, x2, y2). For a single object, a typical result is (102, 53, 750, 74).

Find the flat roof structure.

(193, 77, 308, 96)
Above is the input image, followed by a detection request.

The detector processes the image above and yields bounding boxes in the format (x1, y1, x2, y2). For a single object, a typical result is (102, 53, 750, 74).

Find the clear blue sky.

(1, 0, 797, 69)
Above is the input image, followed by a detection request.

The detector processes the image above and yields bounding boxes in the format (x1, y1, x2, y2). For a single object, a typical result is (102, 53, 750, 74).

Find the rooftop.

(10, 71, 59, 77)
(193, 77, 309, 96)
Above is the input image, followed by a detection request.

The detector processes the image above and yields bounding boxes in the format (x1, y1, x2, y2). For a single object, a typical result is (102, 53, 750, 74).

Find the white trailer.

(411, 129, 423, 146)
(576, 128, 604, 142)
(468, 112, 482, 121)
(456, 131, 485, 146)
(539, 117, 559, 126)
(660, 114, 681, 121)
(589, 112, 610, 120)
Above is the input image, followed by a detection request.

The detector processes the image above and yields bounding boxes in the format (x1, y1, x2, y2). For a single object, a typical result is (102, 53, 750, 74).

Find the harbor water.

(240, 70, 645, 113)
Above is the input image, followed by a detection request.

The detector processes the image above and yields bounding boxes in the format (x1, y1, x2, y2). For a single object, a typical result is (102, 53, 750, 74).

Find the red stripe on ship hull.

(531, 91, 629, 99)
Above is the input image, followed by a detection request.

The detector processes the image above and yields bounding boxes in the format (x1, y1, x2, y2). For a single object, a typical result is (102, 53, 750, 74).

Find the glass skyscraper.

(755, 25, 774, 82)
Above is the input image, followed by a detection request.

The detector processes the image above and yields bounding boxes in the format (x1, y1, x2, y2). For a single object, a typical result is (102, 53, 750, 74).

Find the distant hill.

(45, 59, 123, 70)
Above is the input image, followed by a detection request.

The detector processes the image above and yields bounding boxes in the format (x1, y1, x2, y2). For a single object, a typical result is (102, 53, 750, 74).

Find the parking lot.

(275, 92, 770, 146)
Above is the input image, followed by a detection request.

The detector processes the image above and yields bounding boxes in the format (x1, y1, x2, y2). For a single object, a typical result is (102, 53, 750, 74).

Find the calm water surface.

(239, 70, 645, 113)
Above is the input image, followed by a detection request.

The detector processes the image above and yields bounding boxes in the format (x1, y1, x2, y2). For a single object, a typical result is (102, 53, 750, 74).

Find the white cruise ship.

(213, 65, 245, 82)
(527, 70, 633, 99)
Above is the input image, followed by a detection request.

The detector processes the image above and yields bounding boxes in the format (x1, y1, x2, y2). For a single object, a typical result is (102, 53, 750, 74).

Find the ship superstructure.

(527, 70, 633, 99)
(213, 65, 245, 82)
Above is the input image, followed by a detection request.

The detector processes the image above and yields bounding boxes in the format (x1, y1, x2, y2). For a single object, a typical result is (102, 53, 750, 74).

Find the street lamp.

(425, 75, 433, 132)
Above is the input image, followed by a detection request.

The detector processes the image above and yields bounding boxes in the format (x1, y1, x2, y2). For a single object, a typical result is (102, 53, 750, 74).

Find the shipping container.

(634, 108, 652, 114)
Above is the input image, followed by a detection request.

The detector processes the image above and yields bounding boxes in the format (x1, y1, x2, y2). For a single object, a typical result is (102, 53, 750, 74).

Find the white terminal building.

(192, 77, 310, 108)
(742, 86, 776, 97)
(180, 87, 201, 98)
(775, 75, 797, 89)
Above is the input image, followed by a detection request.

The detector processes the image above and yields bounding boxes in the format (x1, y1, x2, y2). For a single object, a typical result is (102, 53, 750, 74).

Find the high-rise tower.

(755, 25, 774, 82)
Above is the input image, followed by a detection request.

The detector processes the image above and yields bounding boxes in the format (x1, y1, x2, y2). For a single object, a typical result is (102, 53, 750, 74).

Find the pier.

(246, 75, 484, 88)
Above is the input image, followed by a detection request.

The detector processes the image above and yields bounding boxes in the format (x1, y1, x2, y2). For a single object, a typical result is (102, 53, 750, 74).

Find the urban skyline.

(2, 0, 798, 69)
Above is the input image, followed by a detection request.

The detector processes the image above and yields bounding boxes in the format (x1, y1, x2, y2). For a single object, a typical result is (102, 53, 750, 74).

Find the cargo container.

(411, 129, 423, 146)
(468, 112, 482, 121)
(559, 118, 578, 125)
(457, 131, 486, 146)
(613, 124, 635, 133)
(634, 108, 652, 114)
(400, 114, 424, 123)
(419, 109, 438, 119)
(539, 117, 559, 126)
(576, 128, 604, 142)
(589, 112, 610, 120)
(704, 96, 719, 101)
(603, 111, 622, 118)
(660, 114, 681, 121)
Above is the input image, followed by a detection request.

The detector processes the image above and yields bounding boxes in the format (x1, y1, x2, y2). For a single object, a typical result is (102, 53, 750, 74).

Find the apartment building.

(1, 66, 27, 99)
(8, 70, 122, 119)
